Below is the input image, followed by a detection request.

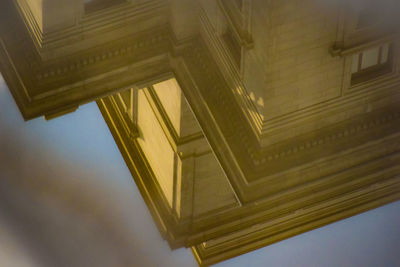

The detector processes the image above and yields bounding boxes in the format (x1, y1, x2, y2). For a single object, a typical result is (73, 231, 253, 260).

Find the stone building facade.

(1, 0, 399, 265)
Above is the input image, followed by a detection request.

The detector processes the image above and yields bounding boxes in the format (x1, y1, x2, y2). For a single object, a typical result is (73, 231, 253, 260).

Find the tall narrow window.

(351, 43, 392, 85)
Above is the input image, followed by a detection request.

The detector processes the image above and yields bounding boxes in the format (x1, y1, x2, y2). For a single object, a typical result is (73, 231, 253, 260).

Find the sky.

(0, 74, 399, 267)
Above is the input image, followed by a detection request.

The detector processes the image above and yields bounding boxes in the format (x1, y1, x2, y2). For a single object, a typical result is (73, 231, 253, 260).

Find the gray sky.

(0, 75, 399, 267)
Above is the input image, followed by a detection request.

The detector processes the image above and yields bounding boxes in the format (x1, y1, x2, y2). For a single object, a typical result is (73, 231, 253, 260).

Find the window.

(351, 43, 392, 85)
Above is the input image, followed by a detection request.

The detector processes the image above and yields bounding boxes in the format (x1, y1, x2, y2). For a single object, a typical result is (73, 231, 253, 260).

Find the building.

(1, 0, 399, 265)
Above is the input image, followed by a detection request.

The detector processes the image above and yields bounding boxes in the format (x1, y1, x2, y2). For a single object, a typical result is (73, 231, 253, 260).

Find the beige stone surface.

(248, 0, 343, 121)
(134, 79, 238, 217)
(137, 89, 176, 207)
(2, 0, 400, 266)
(193, 152, 237, 217)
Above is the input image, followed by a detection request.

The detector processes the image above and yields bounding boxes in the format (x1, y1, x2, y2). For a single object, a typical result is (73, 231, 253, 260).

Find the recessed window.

(351, 43, 392, 85)
(84, 0, 126, 13)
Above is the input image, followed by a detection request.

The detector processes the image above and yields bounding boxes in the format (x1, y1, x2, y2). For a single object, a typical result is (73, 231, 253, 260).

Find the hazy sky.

(0, 75, 399, 267)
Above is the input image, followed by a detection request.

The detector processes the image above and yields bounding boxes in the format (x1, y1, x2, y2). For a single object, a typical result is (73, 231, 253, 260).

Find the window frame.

(350, 43, 394, 85)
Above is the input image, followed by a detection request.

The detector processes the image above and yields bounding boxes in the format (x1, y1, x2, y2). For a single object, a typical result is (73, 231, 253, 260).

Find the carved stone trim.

(12, 0, 168, 56)
(0, 0, 171, 120)
(199, 7, 262, 138)
(171, 40, 400, 200)
(192, 176, 400, 266)
(3, 2, 400, 264)
(99, 71, 400, 256)
(35, 33, 168, 83)
(261, 110, 400, 163)
(331, 34, 396, 57)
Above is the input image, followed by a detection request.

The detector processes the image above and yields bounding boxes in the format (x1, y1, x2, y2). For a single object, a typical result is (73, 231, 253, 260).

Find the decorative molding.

(331, 34, 396, 57)
(261, 110, 400, 163)
(199, 1, 400, 148)
(13, 0, 168, 56)
(172, 40, 400, 198)
(193, 175, 400, 266)
(2, 1, 400, 264)
(199, 7, 263, 138)
(99, 88, 400, 264)
(99, 67, 400, 254)
(0, 0, 171, 119)
(35, 33, 168, 82)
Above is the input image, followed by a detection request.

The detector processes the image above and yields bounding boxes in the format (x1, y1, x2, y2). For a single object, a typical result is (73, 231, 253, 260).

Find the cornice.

(13, 0, 168, 58)
(2, 1, 400, 264)
(260, 76, 400, 139)
(0, 0, 171, 120)
(34, 33, 168, 86)
(99, 90, 400, 263)
(170, 40, 400, 201)
(98, 92, 238, 248)
(186, 139, 400, 242)
(193, 175, 400, 266)
(198, 1, 400, 154)
(3, 0, 400, 203)
(260, 109, 400, 164)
